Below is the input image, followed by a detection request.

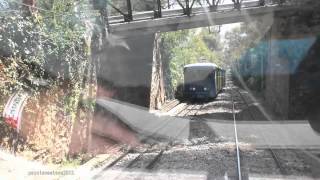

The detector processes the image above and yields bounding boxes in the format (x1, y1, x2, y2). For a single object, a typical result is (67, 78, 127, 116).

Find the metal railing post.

(154, 0, 162, 18)
(185, 0, 191, 16)
(125, 0, 133, 22)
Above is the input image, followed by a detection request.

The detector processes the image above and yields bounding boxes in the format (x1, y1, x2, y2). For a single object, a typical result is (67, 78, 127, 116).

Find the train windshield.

(184, 67, 213, 84)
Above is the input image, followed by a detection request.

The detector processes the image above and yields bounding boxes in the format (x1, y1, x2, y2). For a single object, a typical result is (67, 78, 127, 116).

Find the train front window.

(184, 68, 213, 86)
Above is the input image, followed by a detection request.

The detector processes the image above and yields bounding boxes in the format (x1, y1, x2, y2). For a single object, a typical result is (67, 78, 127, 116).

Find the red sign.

(2, 92, 29, 131)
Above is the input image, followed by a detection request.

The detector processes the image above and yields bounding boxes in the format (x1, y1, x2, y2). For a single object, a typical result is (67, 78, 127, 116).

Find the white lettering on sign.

(3, 92, 29, 131)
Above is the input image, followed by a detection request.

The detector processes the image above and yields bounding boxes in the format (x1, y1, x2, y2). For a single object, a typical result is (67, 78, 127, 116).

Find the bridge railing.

(105, 0, 294, 23)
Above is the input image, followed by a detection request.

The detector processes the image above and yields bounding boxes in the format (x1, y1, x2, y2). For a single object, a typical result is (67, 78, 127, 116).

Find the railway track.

(92, 72, 320, 179)
(114, 143, 169, 171)
(230, 83, 288, 178)
(92, 100, 206, 179)
(178, 83, 245, 179)
(162, 79, 292, 179)
(230, 85, 243, 180)
(228, 77, 320, 178)
(92, 117, 190, 180)
(92, 145, 170, 179)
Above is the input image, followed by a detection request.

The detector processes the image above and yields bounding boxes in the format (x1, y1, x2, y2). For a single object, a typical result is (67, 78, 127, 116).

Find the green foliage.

(224, 22, 267, 66)
(224, 22, 269, 91)
(0, 0, 93, 122)
(161, 28, 223, 90)
(107, 0, 154, 15)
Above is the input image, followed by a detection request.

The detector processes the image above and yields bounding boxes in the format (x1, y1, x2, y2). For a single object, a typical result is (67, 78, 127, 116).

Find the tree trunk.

(150, 33, 166, 110)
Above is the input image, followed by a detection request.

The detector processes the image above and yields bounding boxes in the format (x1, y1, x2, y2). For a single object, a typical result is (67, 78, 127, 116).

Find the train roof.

(184, 63, 221, 69)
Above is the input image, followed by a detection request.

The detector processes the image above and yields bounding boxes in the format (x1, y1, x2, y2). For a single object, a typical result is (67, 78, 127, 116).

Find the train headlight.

(203, 87, 208, 91)
(189, 87, 196, 91)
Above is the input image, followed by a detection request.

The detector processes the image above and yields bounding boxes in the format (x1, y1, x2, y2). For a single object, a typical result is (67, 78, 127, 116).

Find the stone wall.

(21, 89, 74, 161)
(271, 7, 320, 39)
(0, 62, 88, 160)
(289, 37, 320, 119)
(283, 4, 320, 119)
(265, 31, 290, 118)
(264, 1, 320, 119)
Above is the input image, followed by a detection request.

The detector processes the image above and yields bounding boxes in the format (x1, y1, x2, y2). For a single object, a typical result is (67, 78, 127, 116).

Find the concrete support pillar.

(265, 28, 290, 119)
(97, 34, 155, 107)
(89, 33, 156, 154)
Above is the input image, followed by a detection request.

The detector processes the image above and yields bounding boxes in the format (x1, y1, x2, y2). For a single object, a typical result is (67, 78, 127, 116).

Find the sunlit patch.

(197, 107, 234, 115)
(96, 169, 208, 180)
(248, 174, 316, 180)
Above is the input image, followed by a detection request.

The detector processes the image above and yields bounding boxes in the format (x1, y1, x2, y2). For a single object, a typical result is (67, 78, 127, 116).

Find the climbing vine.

(0, 0, 97, 162)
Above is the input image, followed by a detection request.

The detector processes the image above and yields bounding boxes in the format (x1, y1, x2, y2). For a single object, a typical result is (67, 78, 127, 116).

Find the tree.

(223, 22, 269, 91)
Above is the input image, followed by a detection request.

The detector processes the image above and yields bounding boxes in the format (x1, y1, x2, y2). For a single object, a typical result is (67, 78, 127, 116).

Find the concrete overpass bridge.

(108, 1, 290, 35)
(104, 0, 306, 36)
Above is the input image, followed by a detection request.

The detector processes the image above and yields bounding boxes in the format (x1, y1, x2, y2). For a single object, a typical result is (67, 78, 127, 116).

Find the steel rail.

(91, 114, 177, 179)
(179, 104, 197, 116)
(234, 81, 320, 176)
(125, 142, 158, 168)
(92, 101, 192, 180)
(233, 87, 288, 176)
(230, 86, 242, 180)
(111, 120, 190, 179)
(145, 149, 165, 169)
(172, 103, 190, 116)
(268, 148, 287, 175)
(142, 122, 190, 170)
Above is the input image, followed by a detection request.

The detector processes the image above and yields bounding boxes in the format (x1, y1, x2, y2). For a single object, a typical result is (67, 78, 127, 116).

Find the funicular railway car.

(183, 63, 225, 100)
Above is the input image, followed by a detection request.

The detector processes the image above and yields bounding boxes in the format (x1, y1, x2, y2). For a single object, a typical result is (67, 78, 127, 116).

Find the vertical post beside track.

(125, 0, 133, 22)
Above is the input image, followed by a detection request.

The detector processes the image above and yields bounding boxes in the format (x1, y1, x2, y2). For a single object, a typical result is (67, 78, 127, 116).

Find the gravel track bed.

(102, 73, 320, 180)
